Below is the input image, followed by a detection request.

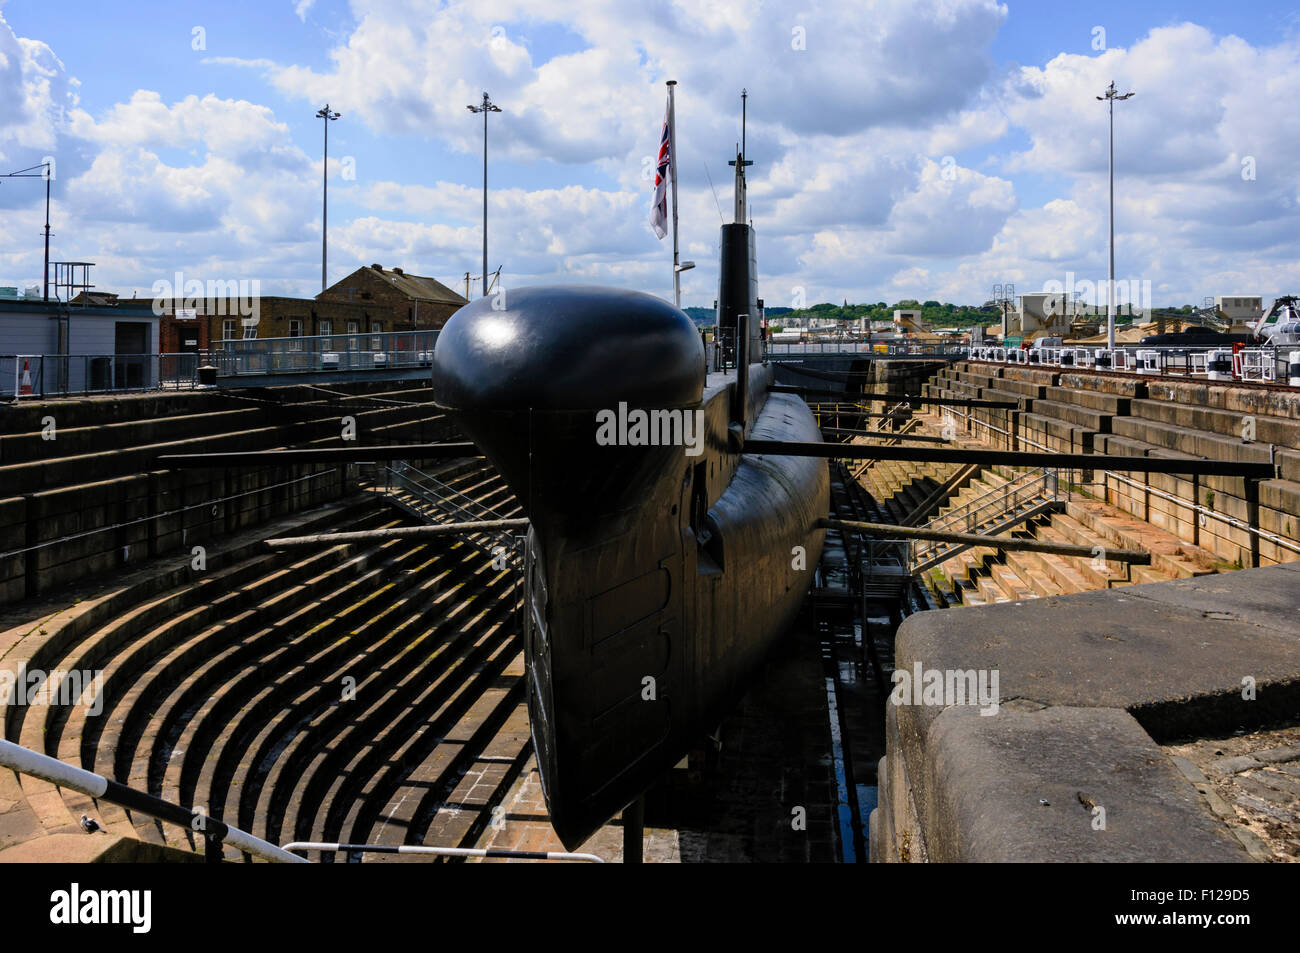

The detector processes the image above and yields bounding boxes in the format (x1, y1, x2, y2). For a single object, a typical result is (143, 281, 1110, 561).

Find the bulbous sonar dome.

(432, 284, 705, 412)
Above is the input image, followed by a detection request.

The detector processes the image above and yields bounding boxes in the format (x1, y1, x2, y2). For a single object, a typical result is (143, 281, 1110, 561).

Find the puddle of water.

(824, 675, 858, 864)
(856, 784, 878, 850)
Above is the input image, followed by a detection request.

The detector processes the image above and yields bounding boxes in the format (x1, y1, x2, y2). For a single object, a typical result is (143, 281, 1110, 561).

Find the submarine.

(431, 109, 829, 849)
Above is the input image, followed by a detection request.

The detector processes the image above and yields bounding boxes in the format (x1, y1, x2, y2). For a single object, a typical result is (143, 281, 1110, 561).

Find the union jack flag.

(649, 97, 671, 239)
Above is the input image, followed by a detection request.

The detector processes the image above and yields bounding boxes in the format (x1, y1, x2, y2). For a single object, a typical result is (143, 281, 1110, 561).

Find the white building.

(1214, 296, 1263, 323)
(1004, 293, 1072, 337)
(0, 298, 160, 396)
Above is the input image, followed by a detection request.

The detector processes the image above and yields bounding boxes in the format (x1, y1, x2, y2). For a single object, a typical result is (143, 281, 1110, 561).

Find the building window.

(371, 321, 383, 351)
(347, 320, 360, 335)
(289, 319, 303, 351)
(319, 319, 332, 349)
(222, 319, 236, 346)
(243, 324, 258, 340)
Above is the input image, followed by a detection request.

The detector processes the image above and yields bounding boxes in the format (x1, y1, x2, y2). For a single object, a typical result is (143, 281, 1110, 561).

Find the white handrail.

(0, 738, 308, 863)
(282, 841, 606, 863)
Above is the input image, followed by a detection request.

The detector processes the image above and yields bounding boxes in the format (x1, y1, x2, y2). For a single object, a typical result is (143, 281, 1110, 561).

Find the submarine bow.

(432, 284, 826, 849)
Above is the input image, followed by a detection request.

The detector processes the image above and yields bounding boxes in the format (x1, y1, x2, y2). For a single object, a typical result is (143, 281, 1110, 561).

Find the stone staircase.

(375, 460, 524, 569)
(0, 459, 532, 863)
(893, 359, 1300, 608)
(922, 492, 1219, 609)
(863, 457, 972, 524)
(922, 361, 1300, 569)
(0, 381, 461, 605)
(910, 467, 1061, 577)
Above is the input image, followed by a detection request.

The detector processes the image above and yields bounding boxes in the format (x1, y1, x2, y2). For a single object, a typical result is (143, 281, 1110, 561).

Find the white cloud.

(0, 14, 76, 155)
(3, 4, 1300, 308)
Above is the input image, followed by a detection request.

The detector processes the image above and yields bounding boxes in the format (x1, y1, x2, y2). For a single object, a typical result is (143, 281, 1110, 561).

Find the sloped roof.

(1070, 323, 1155, 345)
(352, 265, 468, 305)
(70, 291, 120, 307)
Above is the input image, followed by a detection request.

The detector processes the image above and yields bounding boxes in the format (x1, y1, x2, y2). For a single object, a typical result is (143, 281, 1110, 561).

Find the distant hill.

(771, 300, 998, 329)
(683, 304, 795, 326)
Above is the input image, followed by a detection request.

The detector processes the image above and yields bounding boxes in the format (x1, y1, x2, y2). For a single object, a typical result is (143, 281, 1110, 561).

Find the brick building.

(317, 264, 468, 332)
(121, 263, 468, 353)
(150, 296, 377, 351)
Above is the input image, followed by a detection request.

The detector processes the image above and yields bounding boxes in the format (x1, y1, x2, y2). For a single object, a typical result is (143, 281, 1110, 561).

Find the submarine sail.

(431, 94, 829, 849)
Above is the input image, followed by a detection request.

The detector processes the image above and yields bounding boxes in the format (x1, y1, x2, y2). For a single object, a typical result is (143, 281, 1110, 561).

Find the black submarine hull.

(432, 285, 827, 848)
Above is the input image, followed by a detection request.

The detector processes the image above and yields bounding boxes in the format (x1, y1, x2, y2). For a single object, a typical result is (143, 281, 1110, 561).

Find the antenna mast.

(728, 89, 753, 224)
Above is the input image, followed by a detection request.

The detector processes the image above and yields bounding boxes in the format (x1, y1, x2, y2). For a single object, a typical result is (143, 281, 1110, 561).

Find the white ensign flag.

(649, 97, 672, 239)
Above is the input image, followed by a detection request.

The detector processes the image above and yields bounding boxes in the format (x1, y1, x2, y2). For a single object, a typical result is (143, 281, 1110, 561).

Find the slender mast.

(322, 114, 328, 292)
(668, 80, 680, 308)
(1097, 80, 1133, 350)
(316, 104, 340, 293)
(42, 164, 50, 301)
(1107, 88, 1115, 351)
(731, 89, 751, 224)
(43, 164, 50, 301)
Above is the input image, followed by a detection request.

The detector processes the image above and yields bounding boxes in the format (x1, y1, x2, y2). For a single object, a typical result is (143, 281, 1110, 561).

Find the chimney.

(372, 264, 383, 271)
(392, 267, 404, 275)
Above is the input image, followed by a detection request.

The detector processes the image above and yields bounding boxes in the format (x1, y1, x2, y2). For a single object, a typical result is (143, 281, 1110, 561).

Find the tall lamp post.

(1097, 80, 1134, 351)
(316, 104, 341, 293)
(1, 161, 53, 300)
(467, 92, 502, 298)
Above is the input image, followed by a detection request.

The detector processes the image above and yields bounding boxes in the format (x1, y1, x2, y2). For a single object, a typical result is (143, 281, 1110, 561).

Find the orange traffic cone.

(19, 359, 32, 396)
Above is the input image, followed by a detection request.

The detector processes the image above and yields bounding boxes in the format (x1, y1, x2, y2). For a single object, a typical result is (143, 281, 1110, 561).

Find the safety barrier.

(967, 344, 1292, 385)
(213, 331, 439, 376)
(2, 353, 200, 399)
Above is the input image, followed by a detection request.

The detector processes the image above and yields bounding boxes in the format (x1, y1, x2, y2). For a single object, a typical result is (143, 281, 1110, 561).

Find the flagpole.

(667, 80, 680, 309)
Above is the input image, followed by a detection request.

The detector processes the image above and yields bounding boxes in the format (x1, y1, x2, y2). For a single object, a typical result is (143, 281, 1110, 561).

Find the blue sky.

(2, 0, 1299, 309)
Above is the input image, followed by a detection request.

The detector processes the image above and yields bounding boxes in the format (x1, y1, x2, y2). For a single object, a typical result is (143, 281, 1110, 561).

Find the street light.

(1097, 80, 1134, 351)
(1, 161, 53, 300)
(467, 92, 502, 299)
(316, 104, 341, 293)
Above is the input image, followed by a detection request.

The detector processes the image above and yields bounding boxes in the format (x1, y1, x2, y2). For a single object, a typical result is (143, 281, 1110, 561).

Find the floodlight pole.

(468, 93, 502, 298)
(316, 104, 341, 292)
(1, 161, 53, 299)
(1098, 81, 1134, 350)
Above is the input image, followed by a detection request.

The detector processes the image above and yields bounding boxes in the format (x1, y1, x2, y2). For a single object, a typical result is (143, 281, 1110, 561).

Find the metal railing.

(281, 841, 604, 863)
(0, 738, 305, 863)
(941, 402, 1300, 560)
(0, 738, 608, 863)
(765, 340, 968, 358)
(911, 467, 1062, 571)
(377, 461, 523, 568)
(844, 401, 914, 480)
(0, 469, 338, 566)
(970, 344, 1296, 384)
(712, 327, 738, 371)
(2, 353, 200, 398)
(213, 330, 439, 376)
